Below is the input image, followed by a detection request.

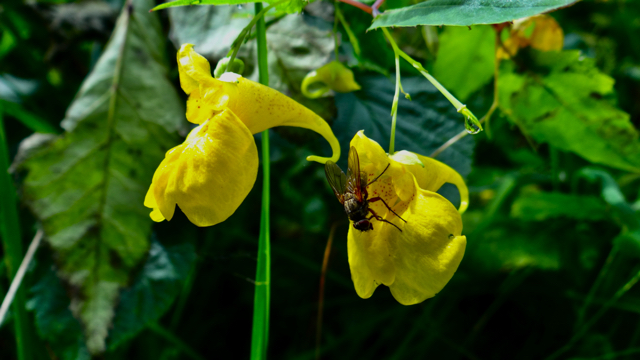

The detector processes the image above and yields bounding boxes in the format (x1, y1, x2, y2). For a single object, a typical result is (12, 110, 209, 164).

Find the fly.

(325, 146, 406, 232)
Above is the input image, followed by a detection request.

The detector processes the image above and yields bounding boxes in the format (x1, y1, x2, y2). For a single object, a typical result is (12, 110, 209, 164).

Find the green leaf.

(29, 269, 90, 360)
(577, 168, 640, 231)
(466, 217, 561, 272)
(370, 0, 579, 29)
(432, 25, 495, 101)
(500, 50, 640, 173)
(152, 0, 254, 12)
(108, 241, 196, 350)
(152, 0, 307, 14)
(510, 192, 607, 221)
(17, 0, 183, 354)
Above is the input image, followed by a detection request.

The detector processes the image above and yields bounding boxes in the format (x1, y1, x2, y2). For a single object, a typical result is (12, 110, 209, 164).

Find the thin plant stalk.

(380, 27, 481, 138)
(575, 242, 620, 330)
(226, 0, 287, 70)
(0, 230, 43, 326)
(250, 3, 271, 360)
(389, 54, 401, 155)
(316, 223, 338, 360)
(0, 109, 32, 360)
(430, 34, 502, 158)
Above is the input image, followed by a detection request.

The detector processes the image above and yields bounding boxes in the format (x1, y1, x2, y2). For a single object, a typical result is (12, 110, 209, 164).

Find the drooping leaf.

(332, 75, 475, 205)
(510, 191, 607, 221)
(107, 241, 196, 349)
(500, 50, 640, 173)
(17, 0, 184, 353)
(431, 25, 495, 101)
(370, 0, 580, 30)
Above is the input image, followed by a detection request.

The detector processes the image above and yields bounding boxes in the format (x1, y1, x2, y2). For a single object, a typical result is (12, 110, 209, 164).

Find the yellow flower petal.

(177, 44, 340, 164)
(178, 44, 214, 95)
(144, 109, 258, 226)
(394, 153, 469, 213)
(497, 15, 564, 60)
(347, 224, 397, 298)
(388, 186, 466, 305)
(351, 130, 468, 213)
(301, 61, 361, 98)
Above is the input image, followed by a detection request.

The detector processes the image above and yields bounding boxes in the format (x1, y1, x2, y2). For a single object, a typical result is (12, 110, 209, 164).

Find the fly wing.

(346, 146, 364, 202)
(325, 161, 347, 204)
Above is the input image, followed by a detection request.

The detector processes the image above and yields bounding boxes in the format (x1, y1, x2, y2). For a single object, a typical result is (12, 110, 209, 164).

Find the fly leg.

(368, 196, 407, 223)
(367, 163, 390, 186)
(368, 208, 402, 232)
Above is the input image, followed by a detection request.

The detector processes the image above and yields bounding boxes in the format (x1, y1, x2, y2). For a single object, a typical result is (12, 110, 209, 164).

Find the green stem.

(575, 242, 619, 330)
(389, 54, 400, 155)
(335, 5, 361, 56)
(0, 108, 32, 360)
(227, 0, 287, 71)
(380, 27, 482, 132)
(250, 3, 271, 360)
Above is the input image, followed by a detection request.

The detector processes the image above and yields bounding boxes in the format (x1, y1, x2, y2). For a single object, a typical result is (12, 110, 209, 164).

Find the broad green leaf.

(465, 216, 561, 272)
(370, 0, 580, 30)
(29, 269, 89, 360)
(17, 0, 183, 354)
(577, 168, 640, 231)
(511, 192, 607, 221)
(332, 75, 475, 206)
(108, 241, 196, 349)
(500, 50, 640, 173)
(152, 0, 307, 14)
(577, 168, 640, 256)
(432, 25, 495, 101)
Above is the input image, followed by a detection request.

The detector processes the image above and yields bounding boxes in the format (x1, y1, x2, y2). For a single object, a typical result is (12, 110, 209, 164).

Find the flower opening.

(346, 131, 468, 305)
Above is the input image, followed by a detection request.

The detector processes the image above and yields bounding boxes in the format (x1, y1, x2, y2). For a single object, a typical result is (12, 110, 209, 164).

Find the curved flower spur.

(331, 131, 469, 305)
(144, 44, 340, 227)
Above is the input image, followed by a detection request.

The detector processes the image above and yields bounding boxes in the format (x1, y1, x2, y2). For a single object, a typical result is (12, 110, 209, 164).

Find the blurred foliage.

(0, 0, 640, 359)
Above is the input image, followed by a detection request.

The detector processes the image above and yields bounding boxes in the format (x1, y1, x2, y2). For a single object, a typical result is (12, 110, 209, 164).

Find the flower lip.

(144, 109, 259, 227)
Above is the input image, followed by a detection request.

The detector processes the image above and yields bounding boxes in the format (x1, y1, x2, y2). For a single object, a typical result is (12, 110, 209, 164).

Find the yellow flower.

(346, 131, 468, 305)
(301, 61, 361, 99)
(145, 44, 340, 227)
(497, 15, 564, 60)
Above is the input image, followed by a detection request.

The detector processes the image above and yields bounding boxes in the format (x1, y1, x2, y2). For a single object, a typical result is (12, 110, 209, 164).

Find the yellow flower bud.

(301, 61, 361, 99)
